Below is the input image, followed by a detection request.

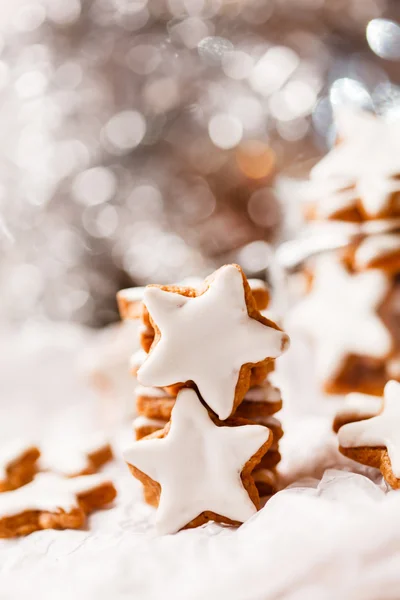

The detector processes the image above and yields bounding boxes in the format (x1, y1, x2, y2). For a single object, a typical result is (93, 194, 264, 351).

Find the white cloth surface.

(0, 325, 399, 600)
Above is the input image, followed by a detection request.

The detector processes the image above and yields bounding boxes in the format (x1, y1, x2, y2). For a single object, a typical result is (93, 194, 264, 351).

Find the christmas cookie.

(349, 233, 400, 274)
(333, 392, 382, 433)
(0, 473, 116, 538)
(338, 380, 400, 488)
(117, 286, 145, 320)
(259, 448, 281, 469)
(253, 468, 278, 497)
(120, 278, 271, 354)
(139, 323, 155, 354)
(130, 349, 146, 376)
(247, 279, 270, 311)
(135, 385, 176, 420)
(124, 388, 272, 534)
(286, 253, 393, 395)
(0, 442, 40, 492)
(133, 416, 167, 440)
(305, 110, 400, 222)
(235, 381, 283, 419)
(41, 436, 113, 477)
(137, 264, 289, 420)
(138, 279, 271, 354)
(135, 380, 283, 422)
(118, 278, 270, 322)
(248, 415, 283, 441)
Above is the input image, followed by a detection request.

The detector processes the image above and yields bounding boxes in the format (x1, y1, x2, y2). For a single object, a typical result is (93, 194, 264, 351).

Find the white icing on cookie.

(361, 218, 400, 235)
(354, 234, 400, 269)
(278, 219, 400, 270)
(119, 279, 268, 318)
(339, 380, 400, 477)
(133, 416, 166, 431)
(286, 254, 392, 382)
(134, 385, 174, 399)
(138, 265, 289, 420)
(308, 110, 400, 218)
(130, 349, 147, 370)
(124, 388, 271, 534)
(244, 382, 281, 404)
(40, 434, 110, 477)
(118, 287, 145, 304)
(248, 279, 268, 292)
(0, 473, 112, 517)
(335, 393, 382, 421)
(0, 440, 37, 480)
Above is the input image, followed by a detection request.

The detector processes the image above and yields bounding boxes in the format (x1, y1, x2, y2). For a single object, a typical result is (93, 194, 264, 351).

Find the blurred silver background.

(0, 0, 399, 326)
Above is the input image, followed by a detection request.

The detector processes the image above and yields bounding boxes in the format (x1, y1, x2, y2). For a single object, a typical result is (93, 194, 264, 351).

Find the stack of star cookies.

(286, 109, 400, 397)
(118, 264, 290, 534)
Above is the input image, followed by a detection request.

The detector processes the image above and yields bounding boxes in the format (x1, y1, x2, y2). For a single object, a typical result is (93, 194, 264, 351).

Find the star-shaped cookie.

(339, 381, 400, 488)
(124, 388, 272, 534)
(286, 254, 392, 389)
(307, 109, 400, 220)
(0, 473, 116, 537)
(137, 264, 289, 419)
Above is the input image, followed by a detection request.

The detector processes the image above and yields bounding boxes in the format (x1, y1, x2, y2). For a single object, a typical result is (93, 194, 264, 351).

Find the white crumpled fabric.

(1, 325, 400, 600)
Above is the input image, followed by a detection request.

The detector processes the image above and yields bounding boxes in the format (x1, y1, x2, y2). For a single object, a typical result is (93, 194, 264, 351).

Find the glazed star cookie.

(0, 441, 40, 492)
(305, 110, 400, 221)
(286, 253, 393, 394)
(41, 436, 113, 477)
(118, 278, 270, 323)
(124, 388, 272, 534)
(333, 392, 382, 433)
(137, 264, 289, 419)
(133, 416, 167, 440)
(347, 233, 400, 275)
(0, 473, 116, 538)
(338, 380, 400, 488)
(137, 279, 270, 354)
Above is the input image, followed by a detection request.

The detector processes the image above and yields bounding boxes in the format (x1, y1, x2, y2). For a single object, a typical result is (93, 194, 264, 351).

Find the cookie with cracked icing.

(124, 388, 272, 534)
(137, 264, 289, 420)
(338, 380, 400, 488)
(0, 442, 40, 492)
(135, 380, 283, 421)
(286, 253, 394, 395)
(332, 392, 382, 433)
(304, 110, 400, 223)
(0, 473, 116, 538)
